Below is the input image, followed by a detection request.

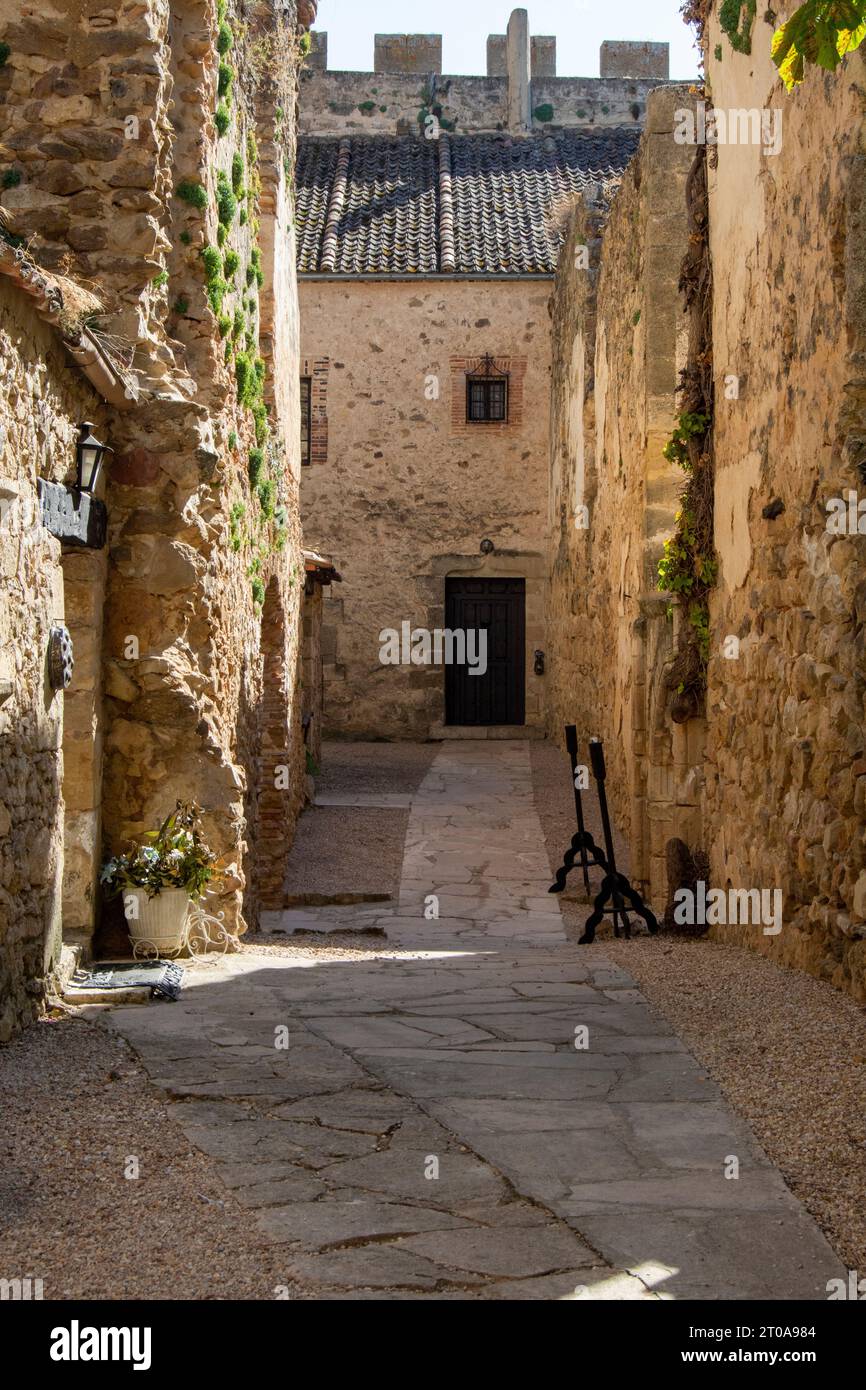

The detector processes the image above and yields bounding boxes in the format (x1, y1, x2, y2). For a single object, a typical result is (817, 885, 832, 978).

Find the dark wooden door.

(444, 578, 525, 726)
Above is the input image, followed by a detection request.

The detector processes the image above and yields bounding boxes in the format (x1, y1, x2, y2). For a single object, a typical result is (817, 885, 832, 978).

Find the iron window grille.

(300, 376, 312, 465)
(466, 355, 509, 424)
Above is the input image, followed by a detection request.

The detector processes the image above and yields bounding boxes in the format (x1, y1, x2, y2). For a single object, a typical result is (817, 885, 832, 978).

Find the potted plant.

(101, 802, 221, 957)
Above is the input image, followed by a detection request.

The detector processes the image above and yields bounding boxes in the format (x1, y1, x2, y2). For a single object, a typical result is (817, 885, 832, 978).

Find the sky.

(316, 1, 700, 81)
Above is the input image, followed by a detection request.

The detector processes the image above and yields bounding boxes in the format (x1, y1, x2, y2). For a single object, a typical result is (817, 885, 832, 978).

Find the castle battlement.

(300, 10, 672, 138)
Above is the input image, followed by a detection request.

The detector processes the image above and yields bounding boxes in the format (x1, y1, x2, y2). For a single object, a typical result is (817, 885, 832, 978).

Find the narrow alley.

(2, 0, 865, 1340)
(97, 743, 844, 1300)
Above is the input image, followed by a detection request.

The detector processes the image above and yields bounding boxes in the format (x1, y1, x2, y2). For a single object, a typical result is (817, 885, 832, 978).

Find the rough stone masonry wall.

(0, 0, 309, 945)
(298, 68, 669, 138)
(0, 274, 106, 1039)
(546, 86, 695, 903)
(299, 278, 551, 739)
(703, 6, 866, 998)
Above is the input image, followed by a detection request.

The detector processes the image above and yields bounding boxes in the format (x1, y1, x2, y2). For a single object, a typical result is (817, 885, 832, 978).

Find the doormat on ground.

(66, 961, 185, 1001)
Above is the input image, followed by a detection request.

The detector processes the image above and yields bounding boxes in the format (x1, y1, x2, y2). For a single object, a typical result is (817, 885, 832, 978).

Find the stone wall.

(298, 7, 674, 140)
(374, 34, 442, 76)
(0, 272, 107, 1039)
(701, 6, 866, 997)
(89, 0, 307, 937)
(487, 35, 556, 79)
(547, 5, 866, 1001)
(299, 278, 552, 739)
(546, 86, 695, 902)
(600, 41, 670, 80)
(298, 67, 671, 138)
(0, 0, 312, 1003)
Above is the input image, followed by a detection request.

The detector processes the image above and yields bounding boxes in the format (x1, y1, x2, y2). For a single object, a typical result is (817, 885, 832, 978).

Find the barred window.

(466, 364, 508, 423)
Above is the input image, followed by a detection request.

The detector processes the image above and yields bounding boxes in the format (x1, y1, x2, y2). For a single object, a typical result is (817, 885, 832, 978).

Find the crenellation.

(299, 69, 669, 137)
(487, 33, 555, 77)
(600, 40, 670, 80)
(373, 33, 443, 76)
(307, 29, 327, 70)
(299, 23, 672, 137)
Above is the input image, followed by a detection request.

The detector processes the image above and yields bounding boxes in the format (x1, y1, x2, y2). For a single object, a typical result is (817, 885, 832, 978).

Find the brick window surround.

(450, 354, 526, 435)
(301, 356, 329, 463)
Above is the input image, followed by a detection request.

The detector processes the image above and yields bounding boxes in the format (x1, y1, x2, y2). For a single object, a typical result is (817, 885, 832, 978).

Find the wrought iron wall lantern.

(38, 420, 111, 550)
(76, 421, 113, 494)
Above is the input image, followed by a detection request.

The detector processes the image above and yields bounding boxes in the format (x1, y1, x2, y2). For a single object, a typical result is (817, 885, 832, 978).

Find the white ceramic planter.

(130, 888, 190, 958)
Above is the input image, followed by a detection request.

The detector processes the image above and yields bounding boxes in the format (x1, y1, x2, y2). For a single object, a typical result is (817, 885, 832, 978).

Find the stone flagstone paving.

(106, 742, 844, 1299)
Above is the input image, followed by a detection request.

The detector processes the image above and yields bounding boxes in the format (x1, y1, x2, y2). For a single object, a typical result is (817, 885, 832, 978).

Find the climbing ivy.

(204, 2, 287, 583)
(248, 447, 264, 487)
(719, 0, 757, 54)
(176, 179, 208, 210)
(231, 152, 245, 197)
(662, 411, 709, 470)
(658, 416, 717, 672)
(256, 478, 276, 519)
(200, 244, 226, 313)
(215, 170, 237, 225)
(657, 139, 716, 709)
(229, 502, 246, 553)
(246, 246, 263, 287)
(217, 19, 233, 56)
(217, 61, 234, 103)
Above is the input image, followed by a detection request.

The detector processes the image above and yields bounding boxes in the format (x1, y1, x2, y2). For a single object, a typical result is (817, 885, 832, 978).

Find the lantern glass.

(76, 423, 105, 493)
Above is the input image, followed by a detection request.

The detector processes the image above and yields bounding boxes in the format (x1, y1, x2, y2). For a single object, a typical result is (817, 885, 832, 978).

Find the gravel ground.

(284, 806, 408, 900)
(530, 738, 866, 1271)
(0, 1011, 310, 1301)
(240, 932, 415, 961)
(284, 741, 436, 901)
(316, 740, 437, 797)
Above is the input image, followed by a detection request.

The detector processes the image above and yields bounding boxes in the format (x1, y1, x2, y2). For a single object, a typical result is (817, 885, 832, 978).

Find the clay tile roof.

(295, 130, 640, 276)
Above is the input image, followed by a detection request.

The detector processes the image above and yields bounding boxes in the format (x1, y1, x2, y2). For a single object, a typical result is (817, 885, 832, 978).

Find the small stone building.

(296, 11, 666, 739)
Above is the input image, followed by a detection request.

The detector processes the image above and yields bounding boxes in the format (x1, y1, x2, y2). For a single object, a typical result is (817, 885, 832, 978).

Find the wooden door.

(444, 577, 525, 726)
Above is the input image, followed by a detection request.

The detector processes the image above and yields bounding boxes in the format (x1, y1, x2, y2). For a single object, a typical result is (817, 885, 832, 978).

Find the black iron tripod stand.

(548, 729, 659, 944)
(548, 725, 607, 896)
